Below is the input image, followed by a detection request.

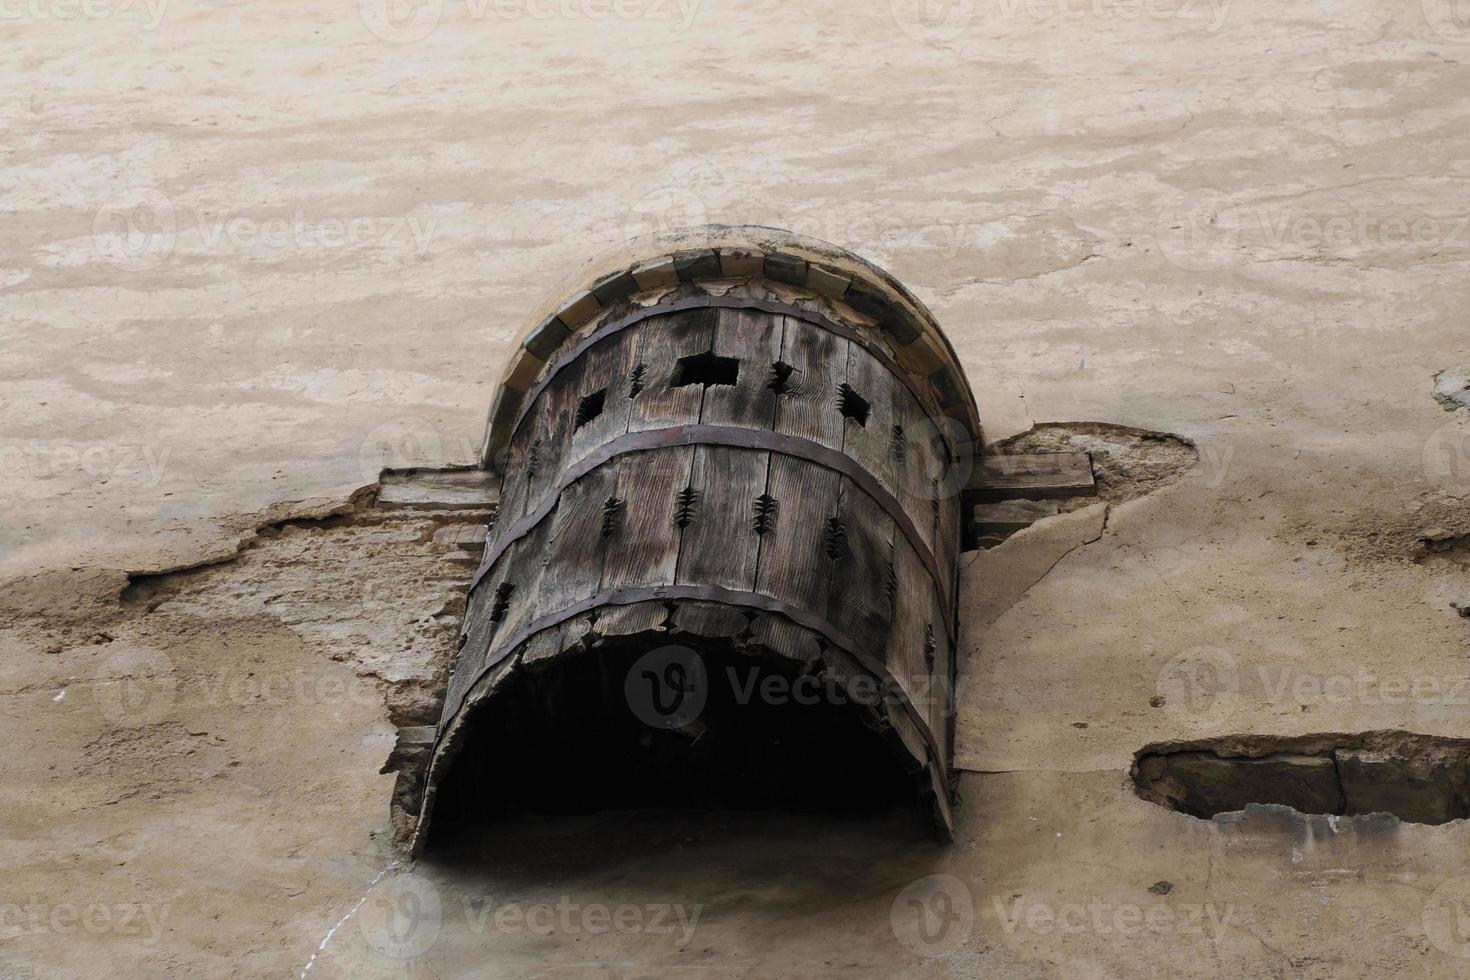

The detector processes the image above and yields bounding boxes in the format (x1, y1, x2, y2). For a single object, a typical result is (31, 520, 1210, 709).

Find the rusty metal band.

(469, 424, 956, 633)
(441, 582, 951, 801)
(509, 296, 959, 459)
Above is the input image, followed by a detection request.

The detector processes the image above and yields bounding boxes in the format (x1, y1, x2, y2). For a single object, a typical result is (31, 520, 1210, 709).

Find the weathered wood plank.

(482, 514, 552, 659)
(887, 705, 929, 776)
(934, 465, 962, 597)
(968, 452, 1095, 499)
(601, 445, 695, 590)
(772, 316, 847, 451)
(701, 307, 781, 428)
(669, 600, 749, 641)
(972, 498, 1062, 533)
(597, 601, 673, 639)
(517, 625, 565, 670)
(627, 308, 717, 433)
(892, 381, 948, 562)
(490, 433, 533, 539)
(675, 445, 768, 593)
(567, 328, 641, 462)
(840, 341, 901, 501)
(746, 612, 823, 664)
(823, 477, 895, 658)
(887, 533, 936, 729)
(535, 460, 622, 624)
(523, 355, 584, 513)
(377, 469, 500, 510)
(753, 454, 841, 616)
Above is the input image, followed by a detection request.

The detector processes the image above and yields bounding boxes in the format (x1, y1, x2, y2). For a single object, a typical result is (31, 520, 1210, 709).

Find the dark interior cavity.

(672, 351, 740, 388)
(575, 388, 606, 427)
(837, 383, 870, 426)
(428, 639, 921, 845)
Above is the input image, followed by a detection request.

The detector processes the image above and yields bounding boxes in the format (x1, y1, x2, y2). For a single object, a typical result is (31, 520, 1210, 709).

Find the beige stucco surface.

(5, 0, 1470, 976)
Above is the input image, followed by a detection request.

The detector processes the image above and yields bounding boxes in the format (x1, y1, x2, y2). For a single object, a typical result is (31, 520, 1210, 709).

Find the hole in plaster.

(993, 422, 1198, 504)
(970, 422, 1200, 549)
(1132, 733, 1470, 825)
(672, 351, 739, 389)
(1432, 365, 1470, 412)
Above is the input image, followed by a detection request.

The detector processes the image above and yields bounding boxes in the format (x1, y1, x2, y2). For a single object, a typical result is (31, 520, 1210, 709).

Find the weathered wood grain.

(841, 339, 901, 500)
(676, 445, 768, 593)
(669, 600, 749, 640)
(773, 316, 847, 451)
(627, 308, 716, 433)
(753, 453, 841, 615)
(968, 452, 1095, 499)
(701, 307, 781, 428)
(602, 445, 695, 590)
(567, 329, 641, 462)
(482, 514, 553, 660)
(972, 498, 1062, 532)
(535, 459, 622, 624)
(597, 601, 674, 639)
(523, 355, 585, 514)
(887, 533, 935, 720)
(444, 289, 966, 835)
(824, 477, 895, 653)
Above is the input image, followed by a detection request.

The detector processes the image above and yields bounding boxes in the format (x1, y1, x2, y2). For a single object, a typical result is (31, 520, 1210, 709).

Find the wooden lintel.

(966, 452, 1095, 500)
(972, 498, 1062, 533)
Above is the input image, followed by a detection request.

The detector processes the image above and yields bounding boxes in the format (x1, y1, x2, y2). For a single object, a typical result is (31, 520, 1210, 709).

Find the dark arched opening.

(425, 634, 925, 846)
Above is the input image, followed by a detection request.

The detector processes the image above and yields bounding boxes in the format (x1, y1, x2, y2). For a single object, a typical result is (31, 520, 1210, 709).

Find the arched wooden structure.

(412, 226, 981, 851)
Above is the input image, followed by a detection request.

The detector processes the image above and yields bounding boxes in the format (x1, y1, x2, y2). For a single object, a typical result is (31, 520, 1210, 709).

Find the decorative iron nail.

(824, 516, 849, 560)
(674, 486, 699, 528)
(490, 582, 515, 623)
(752, 494, 777, 535)
(601, 497, 624, 538)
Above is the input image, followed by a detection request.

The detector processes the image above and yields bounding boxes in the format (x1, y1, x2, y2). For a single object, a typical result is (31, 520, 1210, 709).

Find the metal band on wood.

(469, 424, 957, 633)
(509, 296, 960, 460)
(440, 582, 951, 801)
(414, 231, 971, 850)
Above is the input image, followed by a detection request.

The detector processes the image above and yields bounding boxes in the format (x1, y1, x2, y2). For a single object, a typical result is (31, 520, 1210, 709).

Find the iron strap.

(469, 424, 957, 635)
(509, 295, 961, 460)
